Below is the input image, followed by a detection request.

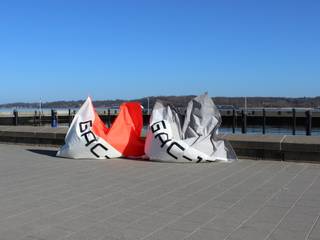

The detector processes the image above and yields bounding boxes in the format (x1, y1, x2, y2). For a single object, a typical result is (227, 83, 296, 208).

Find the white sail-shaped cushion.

(145, 94, 237, 162)
(56, 97, 121, 159)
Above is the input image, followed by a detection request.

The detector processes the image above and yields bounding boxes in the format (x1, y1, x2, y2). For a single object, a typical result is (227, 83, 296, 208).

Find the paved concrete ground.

(0, 144, 319, 240)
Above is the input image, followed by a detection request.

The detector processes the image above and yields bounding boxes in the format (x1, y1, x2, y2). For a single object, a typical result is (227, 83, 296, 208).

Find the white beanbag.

(145, 93, 237, 162)
(57, 97, 145, 159)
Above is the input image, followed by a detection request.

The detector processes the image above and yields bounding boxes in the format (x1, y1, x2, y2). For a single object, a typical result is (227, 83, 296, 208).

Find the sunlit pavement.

(0, 144, 319, 240)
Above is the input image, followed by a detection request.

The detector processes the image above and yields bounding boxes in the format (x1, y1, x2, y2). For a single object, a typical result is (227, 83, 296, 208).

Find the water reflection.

(219, 126, 320, 136)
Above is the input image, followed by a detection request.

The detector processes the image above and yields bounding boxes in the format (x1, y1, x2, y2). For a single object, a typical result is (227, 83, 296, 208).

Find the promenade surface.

(0, 144, 319, 240)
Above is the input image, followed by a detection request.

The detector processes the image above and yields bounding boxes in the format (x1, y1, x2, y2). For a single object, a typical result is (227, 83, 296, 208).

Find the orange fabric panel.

(105, 102, 145, 157)
(92, 110, 110, 138)
(92, 102, 145, 157)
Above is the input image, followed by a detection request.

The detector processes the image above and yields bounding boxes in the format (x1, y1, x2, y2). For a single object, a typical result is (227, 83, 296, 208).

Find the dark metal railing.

(1, 108, 317, 136)
(230, 108, 314, 136)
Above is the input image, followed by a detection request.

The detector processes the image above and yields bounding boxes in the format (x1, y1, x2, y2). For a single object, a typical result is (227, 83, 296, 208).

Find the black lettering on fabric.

(79, 120, 92, 133)
(78, 120, 111, 158)
(81, 130, 97, 146)
(151, 121, 166, 133)
(196, 156, 203, 163)
(151, 120, 205, 162)
(155, 132, 171, 148)
(90, 143, 110, 158)
(182, 155, 192, 161)
(166, 142, 185, 159)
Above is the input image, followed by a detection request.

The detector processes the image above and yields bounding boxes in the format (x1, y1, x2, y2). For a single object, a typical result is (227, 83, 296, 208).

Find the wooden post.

(262, 108, 266, 134)
(13, 110, 18, 126)
(33, 110, 37, 126)
(68, 109, 72, 126)
(232, 108, 236, 134)
(306, 110, 312, 136)
(292, 108, 296, 135)
(241, 110, 247, 134)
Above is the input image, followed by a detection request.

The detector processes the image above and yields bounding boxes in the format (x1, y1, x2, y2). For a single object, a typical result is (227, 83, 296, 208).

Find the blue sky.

(0, 0, 319, 103)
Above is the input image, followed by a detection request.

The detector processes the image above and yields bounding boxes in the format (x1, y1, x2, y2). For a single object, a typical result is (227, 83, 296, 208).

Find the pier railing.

(1, 108, 319, 136)
(222, 108, 316, 136)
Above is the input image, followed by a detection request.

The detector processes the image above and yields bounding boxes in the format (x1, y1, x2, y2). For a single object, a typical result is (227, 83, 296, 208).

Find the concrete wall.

(0, 126, 319, 162)
(222, 134, 320, 162)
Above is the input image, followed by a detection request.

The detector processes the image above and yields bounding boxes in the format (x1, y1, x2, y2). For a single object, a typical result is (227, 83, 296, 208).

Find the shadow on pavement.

(27, 149, 58, 157)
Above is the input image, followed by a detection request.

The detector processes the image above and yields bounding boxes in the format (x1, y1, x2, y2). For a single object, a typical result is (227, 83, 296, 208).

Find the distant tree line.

(1, 96, 320, 109)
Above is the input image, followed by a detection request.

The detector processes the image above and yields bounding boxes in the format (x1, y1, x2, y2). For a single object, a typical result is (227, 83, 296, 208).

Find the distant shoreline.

(1, 96, 320, 109)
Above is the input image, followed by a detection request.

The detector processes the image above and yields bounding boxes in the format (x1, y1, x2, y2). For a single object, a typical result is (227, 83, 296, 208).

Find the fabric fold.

(57, 97, 145, 159)
(145, 93, 237, 162)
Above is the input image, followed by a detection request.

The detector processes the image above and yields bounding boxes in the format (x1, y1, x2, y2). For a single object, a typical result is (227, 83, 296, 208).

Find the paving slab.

(0, 143, 319, 240)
